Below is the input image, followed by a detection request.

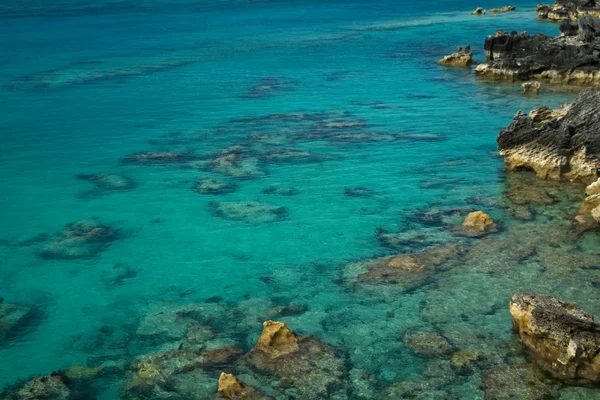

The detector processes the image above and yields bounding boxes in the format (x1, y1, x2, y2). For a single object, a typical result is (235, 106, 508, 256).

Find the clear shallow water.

(0, 1, 598, 399)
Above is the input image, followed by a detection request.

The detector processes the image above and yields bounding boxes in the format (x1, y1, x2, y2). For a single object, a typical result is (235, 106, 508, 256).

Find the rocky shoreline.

(537, 0, 600, 21)
(475, 16, 600, 85)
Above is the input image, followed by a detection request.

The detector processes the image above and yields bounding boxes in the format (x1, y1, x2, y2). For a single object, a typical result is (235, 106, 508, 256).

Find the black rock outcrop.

(476, 16, 600, 85)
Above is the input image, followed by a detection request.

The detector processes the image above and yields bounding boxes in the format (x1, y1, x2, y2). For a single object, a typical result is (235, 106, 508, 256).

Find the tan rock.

(217, 373, 267, 400)
(455, 211, 498, 237)
(510, 293, 600, 384)
(472, 7, 486, 14)
(253, 320, 299, 358)
(522, 81, 541, 94)
(575, 194, 600, 227)
(490, 5, 515, 12)
(386, 254, 425, 270)
(437, 47, 475, 67)
(586, 179, 600, 196)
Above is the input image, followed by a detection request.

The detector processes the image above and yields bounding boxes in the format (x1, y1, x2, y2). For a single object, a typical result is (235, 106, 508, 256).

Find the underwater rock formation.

(344, 186, 376, 198)
(345, 243, 464, 291)
(476, 17, 600, 84)
(403, 331, 454, 357)
(454, 211, 498, 237)
(537, 0, 600, 21)
(122, 151, 196, 165)
(217, 373, 270, 400)
(209, 201, 287, 223)
(0, 303, 35, 343)
(1, 374, 71, 400)
(510, 293, 600, 383)
(199, 146, 265, 180)
(483, 364, 557, 400)
(241, 77, 298, 99)
(192, 178, 237, 195)
(76, 173, 135, 192)
(261, 186, 299, 196)
(37, 219, 120, 259)
(121, 347, 238, 399)
(437, 46, 475, 67)
(497, 89, 600, 183)
(244, 321, 347, 399)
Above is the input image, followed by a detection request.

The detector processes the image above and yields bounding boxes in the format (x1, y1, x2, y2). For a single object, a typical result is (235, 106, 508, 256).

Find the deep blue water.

(1, 1, 598, 399)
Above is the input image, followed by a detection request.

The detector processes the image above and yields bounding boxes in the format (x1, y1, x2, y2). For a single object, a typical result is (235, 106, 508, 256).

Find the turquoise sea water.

(1, 1, 599, 398)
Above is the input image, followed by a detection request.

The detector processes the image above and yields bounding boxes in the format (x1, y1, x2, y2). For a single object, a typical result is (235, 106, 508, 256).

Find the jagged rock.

(497, 89, 600, 182)
(217, 373, 269, 399)
(510, 293, 600, 383)
(438, 46, 476, 67)
(522, 81, 541, 94)
(403, 331, 453, 357)
(537, 0, 600, 21)
(575, 193, 600, 227)
(36, 219, 120, 259)
(476, 17, 600, 84)
(472, 7, 486, 14)
(586, 178, 600, 195)
(560, 19, 580, 35)
(245, 321, 346, 399)
(454, 211, 498, 237)
(490, 5, 515, 12)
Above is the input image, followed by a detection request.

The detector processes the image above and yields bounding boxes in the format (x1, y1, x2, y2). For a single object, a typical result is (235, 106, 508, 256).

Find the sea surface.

(1, 0, 599, 399)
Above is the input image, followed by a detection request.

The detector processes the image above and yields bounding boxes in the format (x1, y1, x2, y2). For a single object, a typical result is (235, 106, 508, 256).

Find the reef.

(437, 46, 475, 67)
(497, 88, 600, 183)
(192, 178, 237, 195)
(537, 0, 600, 21)
(0, 302, 35, 343)
(198, 146, 265, 180)
(510, 293, 600, 384)
(121, 151, 196, 165)
(37, 219, 120, 259)
(344, 186, 376, 198)
(403, 331, 454, 357)
(476, 16, 600, 85)
(261, 186, 299, 196)
(483, 364, 557, 400)
(76, 173, 135, 192)
(209, 201, 288, 223)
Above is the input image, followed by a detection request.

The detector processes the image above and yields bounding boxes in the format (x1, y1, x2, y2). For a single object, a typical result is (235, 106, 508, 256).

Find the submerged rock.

(497, 89, 600, 182)
(0, 303, 35, 343)
(344, 186, 376, 198)
(192, 178, 237, 195)
(476, 18, 600, 85)
(348, 243, 464, 291)
(209, 201, 287, 223)
(217, 372, 270, 400)
(403, 331, 454, 357)
(454, 211, 498, 237)
(261, 186, 299, 196)
(437, 46, 476, 67)
(37, 219, 120, 259)
(537, 0, 600, 21)
(241, 77, 297, 99)
(510, 293, 600, 384)
(245, 321, 347, 399)
(483, 364, 557, 400)
(122, 151, 195, 165)
(1, 374, 70, 400)
(76, 173, 135, 192)
(200, 146, 265, 180)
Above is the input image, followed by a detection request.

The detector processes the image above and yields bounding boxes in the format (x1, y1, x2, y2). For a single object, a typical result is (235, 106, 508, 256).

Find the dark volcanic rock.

(497, 88, 600, 183)
(476, 17, 600, 85)
(510, 293, 600, 384)
(537, 0, 600, 21)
